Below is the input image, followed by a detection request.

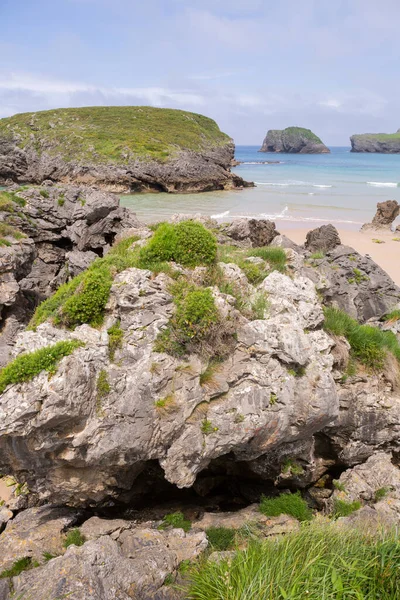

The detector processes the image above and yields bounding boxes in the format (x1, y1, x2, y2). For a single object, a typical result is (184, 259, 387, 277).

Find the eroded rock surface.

(305, 224, 341, 253)
(361, 200, 400, 231)
(224, 218, 278, 247)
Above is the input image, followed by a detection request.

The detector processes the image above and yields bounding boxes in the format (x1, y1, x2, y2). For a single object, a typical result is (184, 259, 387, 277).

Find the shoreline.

(280, 226, 400, 286)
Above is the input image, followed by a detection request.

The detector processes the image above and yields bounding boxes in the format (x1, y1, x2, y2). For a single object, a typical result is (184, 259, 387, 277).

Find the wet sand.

(280, 227, 400, 286)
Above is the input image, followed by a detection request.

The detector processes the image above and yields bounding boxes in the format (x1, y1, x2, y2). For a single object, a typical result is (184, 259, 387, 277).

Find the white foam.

(211, 210, 230, 219)
(313, 184, 333, 188)
(255, 180, 332, 188)
(367, 181, 398, 188)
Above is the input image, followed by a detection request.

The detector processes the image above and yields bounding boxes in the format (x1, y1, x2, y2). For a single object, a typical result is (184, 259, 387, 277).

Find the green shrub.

(0, 237, 11, 246)
(40, 189, 49, 198)
(107, 320, 123, 360)
(0, 556, 38, 579)
(61, 264, 113, 328)
(154, 281, 219, 356)
(0, 340, 83, 393)
(281, 459, 304, 476)
(96, 369, 110, 397)
(323, 307, 400, 369)
(374, 487, 390, 502)
(188, 524, 400, 600)
(63, 528, 86, 548)
(260, 491, 312, 522)
(0, 190, 26, 211)
(206, 527, 236, 551)
(139, 221, 217, 268)
(201, 418, 218, 435)
(310, 251, 325, 260)
(0, 222, 25, 240)
(159, 512, 191, 533)
(332, 498, 361, 518)
(383, 309, 400, 322)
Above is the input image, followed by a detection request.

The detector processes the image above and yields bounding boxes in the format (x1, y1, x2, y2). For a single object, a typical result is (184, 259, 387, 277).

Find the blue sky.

(1, 0, 400, 145)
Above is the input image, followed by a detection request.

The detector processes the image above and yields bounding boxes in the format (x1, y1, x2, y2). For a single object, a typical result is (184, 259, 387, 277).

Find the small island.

(259, 126, 330, 154)
(350, 129, 400, 153)
(0, 106, 252, 193)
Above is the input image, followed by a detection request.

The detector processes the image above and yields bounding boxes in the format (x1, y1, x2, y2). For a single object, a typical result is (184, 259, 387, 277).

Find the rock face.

(351, 131, 400, 153)
(224, 218, 279, 247)
(361, 200, 400, 231)
(305, 224, 341, 253)
(0, 106, 252, 193)
(259, 127, 330, 154)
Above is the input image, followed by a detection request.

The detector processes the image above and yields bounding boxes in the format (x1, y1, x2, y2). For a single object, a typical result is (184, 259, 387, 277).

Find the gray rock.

(259, 127, 330, 154)
(351, 132, 400, 153)
(305, 225, 341, 253)
(10, 526, 207, 600)
(0, 506, 77, 571)
(194, 505, 299, 536)
(224, 218, 278, 247)
(361, 200, 400, 231)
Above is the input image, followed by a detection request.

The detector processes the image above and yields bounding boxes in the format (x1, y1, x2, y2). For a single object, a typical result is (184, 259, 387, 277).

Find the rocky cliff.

(0, 195, 400, 598)
(0, 106, 252, 193)
(259, 127, 330, 154)
(350, 130, 400, 153)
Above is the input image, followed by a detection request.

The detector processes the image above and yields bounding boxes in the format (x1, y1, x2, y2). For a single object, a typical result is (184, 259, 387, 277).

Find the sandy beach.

(280, 227, 400, 286)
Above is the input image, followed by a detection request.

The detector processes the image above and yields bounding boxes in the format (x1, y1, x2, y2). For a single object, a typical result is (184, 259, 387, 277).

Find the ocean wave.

(242, 161, 284, 165)
(211, 210, 230, 219)
(367, 181, 398, 188)
(255, 181, 333, 188)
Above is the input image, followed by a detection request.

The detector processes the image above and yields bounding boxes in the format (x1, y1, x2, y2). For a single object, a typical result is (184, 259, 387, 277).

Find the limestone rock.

(9, 526, 207, 600)
(224, 218, 278, 247)
(361, 200, 400, 231)
(305, 224, 341, 253)
(0, 506, 77, 571)
(351, 132, 400, 153)
(259, 127, 330, 154)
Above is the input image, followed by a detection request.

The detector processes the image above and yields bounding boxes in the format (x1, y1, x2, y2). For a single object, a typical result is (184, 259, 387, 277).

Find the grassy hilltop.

(0, 106, 231, 164)
(282, 126, 324, 143)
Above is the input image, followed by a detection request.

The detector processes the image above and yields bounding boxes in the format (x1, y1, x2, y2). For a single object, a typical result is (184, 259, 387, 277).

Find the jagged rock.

(305, 224, 341, 253)
(270, 234, 303, 253)
(361, 200, 400, 231)
(194, 504, 299, 536)
(0, 506, 77, 571)
(0, 107, 252, 193)
(8, 525, 207, 600)
(0, 506, 13, 529)
(0, 270, 339, 505)
(301, 245, 400, 322)
(259, 127, 330, 154)
(351, 131, 400, 153)
(325, 378, 400, 466)
(331, 453, 400, 527)
(224, 219, 278, 247)
(0, 237, 36, 316)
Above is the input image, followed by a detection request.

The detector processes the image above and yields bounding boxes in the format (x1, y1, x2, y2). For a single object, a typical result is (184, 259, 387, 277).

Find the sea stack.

(350, 130, 400, 153)
(259, 127, 330, 154)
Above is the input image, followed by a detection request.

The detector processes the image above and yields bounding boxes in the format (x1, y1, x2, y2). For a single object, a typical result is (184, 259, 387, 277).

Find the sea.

(120, 146, 400, 230)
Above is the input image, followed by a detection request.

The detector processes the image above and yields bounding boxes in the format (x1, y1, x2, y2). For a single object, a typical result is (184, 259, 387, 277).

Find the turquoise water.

(120, 146, 400, 230)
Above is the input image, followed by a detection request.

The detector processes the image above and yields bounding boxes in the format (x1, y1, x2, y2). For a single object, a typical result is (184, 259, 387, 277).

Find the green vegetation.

(154, 281, 219, 356)
(187, 524, 400, 600)
(0, 106, 230, 163)
(323, 307, 400, 369)
(63, 528, 86, 548)
(281, 459, 304, 476)
(250, 292, 269, 320)
(96, 369, 110, 397)
(40, 189, 49, 198)
(57, 197, 65, 207)
(374, 487, 390, 502)
(201, 418, 218, 435)
(43, 552, 57, 562)
(0, 238, 11, 247)
(353, 131, 400, 143)
(260, 491, 312, 522)
(0, 557, 39, 579)
(348, 268, 369, 285)
(310, 251, 325, 259)
(287, 365, 306, 378)
(107, 320, 123, 360)
(140, 221, 217, 267)
(154, 394, 175, 411)
(217, 245, 286, 286)
(283, 126, 324, 143)
(383, 309, 400, 322)
(0, 190, 26, 212)
(333, 498, 362, 518)
(199, 358, 223, 386)
(372, 238, 385, 244)
(0, 340, 83, 393)
(159, 511, 191, 533)
(0, 221, 25, 241)
(206, 527, 236, 551)
(333, 480, 346, 492)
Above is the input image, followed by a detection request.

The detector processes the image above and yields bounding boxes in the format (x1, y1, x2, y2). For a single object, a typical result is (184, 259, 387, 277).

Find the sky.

(1, 0, 400, 145)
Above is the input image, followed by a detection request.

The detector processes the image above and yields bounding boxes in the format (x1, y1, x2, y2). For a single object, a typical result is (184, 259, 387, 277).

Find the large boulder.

(305, 224, 341, 253)
(224, 219, 278, 247)
(259, 127, 330, 154)
(0, 269, 339, 505)
(361, 200, 400, 231)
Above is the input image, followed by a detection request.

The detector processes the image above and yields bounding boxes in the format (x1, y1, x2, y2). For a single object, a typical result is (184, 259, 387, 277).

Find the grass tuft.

(206, 527, 236, 551)
(107, 320, 123, 360)
(63, 528, 86, 548)
(0, 340, 83, 394)
(332, 498, 362, 518)
(260, 491, 312, 522)
(0, 557, 38, 579)
(158, 511, 191, 533)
